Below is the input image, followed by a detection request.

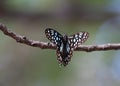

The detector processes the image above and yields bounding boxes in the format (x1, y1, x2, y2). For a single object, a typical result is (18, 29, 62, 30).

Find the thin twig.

(0, 23, 120, 52)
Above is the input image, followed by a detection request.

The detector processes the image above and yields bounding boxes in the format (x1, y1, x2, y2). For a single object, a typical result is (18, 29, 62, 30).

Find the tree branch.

(0, 23, 120, 52)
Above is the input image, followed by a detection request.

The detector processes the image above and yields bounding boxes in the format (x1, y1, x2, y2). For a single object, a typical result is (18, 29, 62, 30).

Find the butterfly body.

(56, 35, 71, 66)
(45, 28, 89, 66)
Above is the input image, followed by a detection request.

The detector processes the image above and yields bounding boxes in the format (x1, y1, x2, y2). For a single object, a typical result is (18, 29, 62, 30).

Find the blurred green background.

(0, 0, 120, 86)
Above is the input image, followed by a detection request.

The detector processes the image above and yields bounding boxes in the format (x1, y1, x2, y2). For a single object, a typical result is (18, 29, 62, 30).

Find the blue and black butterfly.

(45, 28, 89, 66)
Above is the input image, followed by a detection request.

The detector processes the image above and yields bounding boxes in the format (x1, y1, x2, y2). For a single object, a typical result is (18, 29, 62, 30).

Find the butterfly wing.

(45, 28, 63, 46)
(45, 28, 65, 66)
(68, 31, 89, 49)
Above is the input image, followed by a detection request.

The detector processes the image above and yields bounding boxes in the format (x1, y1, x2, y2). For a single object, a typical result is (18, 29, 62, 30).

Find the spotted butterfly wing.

(68, 32, 89, 49)
(45, 28, 68, 66)
(45, 28, 63, 47)
(65, 32, 89, 66)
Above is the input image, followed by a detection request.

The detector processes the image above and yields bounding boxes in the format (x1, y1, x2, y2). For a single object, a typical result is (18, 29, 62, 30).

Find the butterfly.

(45, 28, 89, 66)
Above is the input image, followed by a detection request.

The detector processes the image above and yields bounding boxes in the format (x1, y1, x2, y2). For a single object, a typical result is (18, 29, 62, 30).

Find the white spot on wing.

(60, 43, 63, 52)
(56, 37, 58, 40)
(51, 30, 54, 35)
(73, 39, 76, 42)
(55, 32, 57, 35)
(66, 43, 70, 53)
(75, 35, 78, 37)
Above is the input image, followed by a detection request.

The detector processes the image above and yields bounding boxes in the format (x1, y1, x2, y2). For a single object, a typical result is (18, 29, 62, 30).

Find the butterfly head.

(63, 34, 68, 42)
